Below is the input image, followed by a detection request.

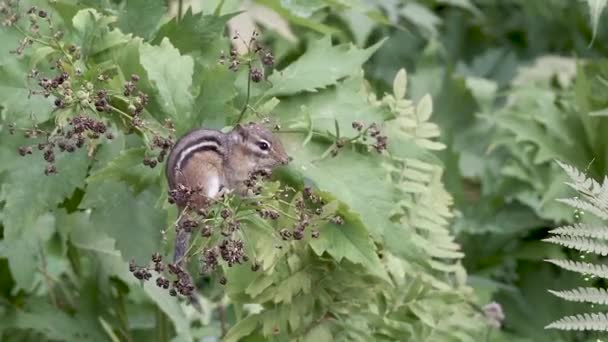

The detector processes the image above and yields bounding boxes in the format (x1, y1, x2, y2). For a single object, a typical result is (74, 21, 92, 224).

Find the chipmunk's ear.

(233, 123, 248, 142)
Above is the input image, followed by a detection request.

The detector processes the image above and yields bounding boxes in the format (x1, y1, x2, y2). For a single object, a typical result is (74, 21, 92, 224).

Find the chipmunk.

(165, 122, 289, 289)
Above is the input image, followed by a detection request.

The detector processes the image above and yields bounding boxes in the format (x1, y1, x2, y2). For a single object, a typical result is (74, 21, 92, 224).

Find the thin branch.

(236, 64, 252, 125)
(114, 286, 133, 342)
(218, 300, 227, 337)
(37, 241, 58, 308)
(177, 0, 184, 21)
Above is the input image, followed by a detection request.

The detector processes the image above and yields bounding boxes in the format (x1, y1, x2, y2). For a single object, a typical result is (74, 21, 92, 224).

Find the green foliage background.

(1, 0, 608, 341)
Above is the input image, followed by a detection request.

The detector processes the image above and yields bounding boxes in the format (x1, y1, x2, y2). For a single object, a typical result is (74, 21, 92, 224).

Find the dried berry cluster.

(123, 74, 150, 125)
(1, 0, 20, 28)
(13, 113, 113, 175)
(128, 254, 196, 297)
(129, 259, 153, 281)
(365, 122, 388, 153)
(166, 262, 195, 296)
(6, 5, 174, 173)
(278, 186, 334, 241)
(219, 30, 275, 83)
(138, 162, 338, 301)
(200, 237, 248, 274)
(245, 169, 271, 196)
(25, 5, 51, 34)
(329, 121, 389, 158)
(167, 184, 203, 206)
(143, 134, 174, 168)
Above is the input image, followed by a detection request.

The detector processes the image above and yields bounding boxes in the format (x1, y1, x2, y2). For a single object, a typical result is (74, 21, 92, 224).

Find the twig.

(37, 241, 58, 308)
(114, 286, 133, 342)
(236, 64, 252, 125)
(156, 306, 168, 342)
(234, 30, 259, 125)
(177, 0, 184, 21)
(218, 301, 227, 337)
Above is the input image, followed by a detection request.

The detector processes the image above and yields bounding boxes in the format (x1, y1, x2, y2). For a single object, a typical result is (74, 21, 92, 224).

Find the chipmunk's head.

(229, 122, 289, 172)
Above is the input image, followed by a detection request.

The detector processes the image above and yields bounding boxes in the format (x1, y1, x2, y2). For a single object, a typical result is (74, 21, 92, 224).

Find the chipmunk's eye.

(257, 141, 270, 151)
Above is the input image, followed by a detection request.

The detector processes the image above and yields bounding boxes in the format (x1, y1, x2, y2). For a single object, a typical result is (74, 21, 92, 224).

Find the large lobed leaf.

(267, 36, 385, 96)
(117, 0, 166, 40)
(139, 38, 194, 133)
(0, 131, 90, 290)
(79, 179, 165, 264)
(153, 8, 237, 56)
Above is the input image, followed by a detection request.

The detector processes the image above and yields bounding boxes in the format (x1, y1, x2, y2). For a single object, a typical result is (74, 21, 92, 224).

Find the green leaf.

(117, 0, 166, 39)
(273, 268, 312, 303)
(153, 8, 237, 55)
(87, 147, 160, 193)
(245, 275, 275, 298)
(0, 59, 53, 125)
(279, 136, 396, 241)
(393, 68, 407, 100)
(49, 0, 82, 31)
(142, 280, 193, 341)
(437, 0, 482, 17)
(61, 209, 193, 342)
(255, 0, 338, 35)
(4, 300, 106, 341)
(309, 211, 389, 281)
(1, 213, 55, 291)
(68, 212, 121, 257)
(111, 39, 167, 123)
(0, 135, 90, 289)
(266, 36, 384, 96)
(140, 38, 194, 133)
(224, 314, 261, 342)
(79, 180, 165, 264)
(72, 9, 130, 57)
(303, 322, 333, 342)
(276, 75, 384, 135)
(192, 63, 237, 128)
(400, 3, 440, 37)
(30, 46, 57, 69)
(279, 0, 327, 18)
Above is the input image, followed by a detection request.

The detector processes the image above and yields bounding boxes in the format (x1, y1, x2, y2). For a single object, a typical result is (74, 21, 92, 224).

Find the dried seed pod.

(250, 68, 263, 83)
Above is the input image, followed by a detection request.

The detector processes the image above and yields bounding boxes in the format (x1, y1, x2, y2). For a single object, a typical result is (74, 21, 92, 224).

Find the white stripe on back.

(175, 140, 220, 170)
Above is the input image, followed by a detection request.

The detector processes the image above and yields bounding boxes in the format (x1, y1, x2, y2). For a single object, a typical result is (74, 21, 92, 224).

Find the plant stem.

(13, 25, 51, 46)
(177, 0, 184, 21)
(236, 65, 252, 125)
(37, 241, 58, 308)
(263, 203, 298, 220)
(115, 287, 133, 342)
(156, 307, 168, 342)
(106, 105, 152, 145)
(218, 300, 227, 337)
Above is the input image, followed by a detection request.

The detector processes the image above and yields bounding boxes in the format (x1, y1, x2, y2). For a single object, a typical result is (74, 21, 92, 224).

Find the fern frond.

(556, 198, 608, 220)
(544, 162, 608, 333)
(549, 224, 608, 240)
(546, 312, 608, 331)
(548, 287, 608, 305)
(556, 160, 608, 216)
(556, 160, 604, 197)
(545, 259, 608, 278)
(542, 236, 608, 256)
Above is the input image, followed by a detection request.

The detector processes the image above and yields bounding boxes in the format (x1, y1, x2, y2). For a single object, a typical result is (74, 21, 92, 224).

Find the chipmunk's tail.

(189, 293, 203, 312)
(173, 217, 202, 312)
(173, 227, 191, 267)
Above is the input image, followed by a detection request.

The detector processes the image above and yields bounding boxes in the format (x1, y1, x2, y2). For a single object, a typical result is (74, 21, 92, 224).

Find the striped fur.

(165, 129, 226, 189)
